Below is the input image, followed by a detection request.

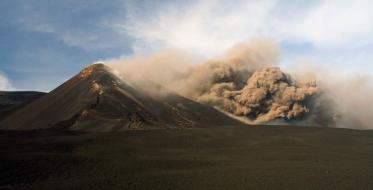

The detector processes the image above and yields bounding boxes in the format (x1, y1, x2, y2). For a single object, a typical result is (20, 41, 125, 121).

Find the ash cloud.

(108, 39, 373, 129)
(288, 63, 373, 129)
(198, 67, 318, 124)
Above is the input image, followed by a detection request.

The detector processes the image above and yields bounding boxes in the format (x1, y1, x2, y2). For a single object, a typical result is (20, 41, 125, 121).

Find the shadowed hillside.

(0, 91, 45, 121)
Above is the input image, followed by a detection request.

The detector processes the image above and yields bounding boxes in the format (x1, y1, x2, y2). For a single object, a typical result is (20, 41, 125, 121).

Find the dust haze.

(108, 40, 373, 129)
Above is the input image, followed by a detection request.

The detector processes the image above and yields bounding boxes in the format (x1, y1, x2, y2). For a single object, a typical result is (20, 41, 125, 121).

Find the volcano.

(0, 64, 241, 131)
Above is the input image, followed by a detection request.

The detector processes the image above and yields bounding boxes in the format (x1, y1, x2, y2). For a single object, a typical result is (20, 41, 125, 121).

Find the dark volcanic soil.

(1, 125, 373, 190)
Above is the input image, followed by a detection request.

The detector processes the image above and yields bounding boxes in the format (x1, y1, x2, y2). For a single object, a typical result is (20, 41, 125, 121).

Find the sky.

(1, 0, 373, 92)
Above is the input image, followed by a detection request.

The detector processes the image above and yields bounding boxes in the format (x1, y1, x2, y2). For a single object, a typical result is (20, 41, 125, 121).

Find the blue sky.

(1, 0, 373, 91)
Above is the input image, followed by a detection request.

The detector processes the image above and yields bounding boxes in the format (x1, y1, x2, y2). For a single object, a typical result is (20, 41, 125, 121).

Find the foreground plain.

(1, 125, 373, 190)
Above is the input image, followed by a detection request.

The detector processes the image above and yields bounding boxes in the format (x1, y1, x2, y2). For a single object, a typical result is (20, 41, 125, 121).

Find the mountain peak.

(79, 63, 111, 78)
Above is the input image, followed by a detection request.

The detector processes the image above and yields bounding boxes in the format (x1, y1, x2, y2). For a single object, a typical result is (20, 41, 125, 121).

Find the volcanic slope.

(0, 64, 241, 131)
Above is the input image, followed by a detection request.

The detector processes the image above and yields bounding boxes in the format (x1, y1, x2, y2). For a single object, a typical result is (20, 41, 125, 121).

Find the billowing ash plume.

(196, 67, 317, 123)
(107, 39, 373, 128)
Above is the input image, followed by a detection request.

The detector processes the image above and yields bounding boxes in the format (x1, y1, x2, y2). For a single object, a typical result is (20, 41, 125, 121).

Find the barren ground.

(1, 125, 373, 190)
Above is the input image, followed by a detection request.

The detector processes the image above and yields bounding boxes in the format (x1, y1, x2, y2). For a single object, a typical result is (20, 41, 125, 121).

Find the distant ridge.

(0, 91, 45, 121)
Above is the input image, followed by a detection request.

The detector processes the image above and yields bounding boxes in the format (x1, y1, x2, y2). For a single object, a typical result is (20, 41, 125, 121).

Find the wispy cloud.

(114, 0, 373, 56)
(0, 72, 13, 91)
(1, 0, 373, 91)
(10, 0, 373, 56)
(118, 0, 278, 55)
(289, 0, 373, 50)
(13, 0, 132, 51)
